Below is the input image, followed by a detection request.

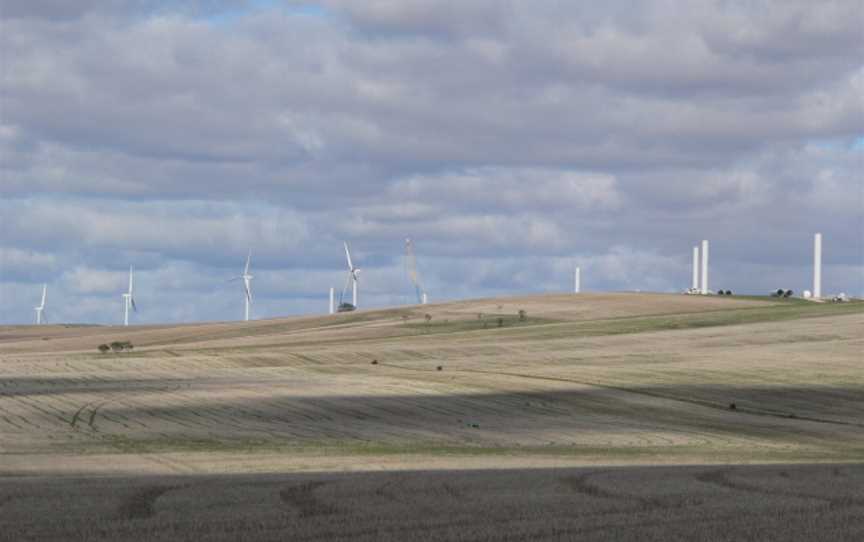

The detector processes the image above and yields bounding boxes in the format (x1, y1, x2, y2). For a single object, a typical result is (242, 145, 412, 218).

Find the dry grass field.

(1, 293, 862, 540)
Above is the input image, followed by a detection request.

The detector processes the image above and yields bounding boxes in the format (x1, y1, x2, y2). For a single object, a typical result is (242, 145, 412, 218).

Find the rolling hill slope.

(1, 293, 862, 474)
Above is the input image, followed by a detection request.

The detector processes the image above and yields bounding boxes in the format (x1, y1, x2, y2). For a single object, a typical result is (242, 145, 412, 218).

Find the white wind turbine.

(34, 284, 47, 325)
(229, 250, 253, 321)
(340, 241, 360, 310)
(405, 238, 427, 304)
(122, 266, 137, 326)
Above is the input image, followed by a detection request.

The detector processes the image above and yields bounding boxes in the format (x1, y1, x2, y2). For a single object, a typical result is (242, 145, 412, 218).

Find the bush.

(518, 309, 527, 322)
(98, 344, 110, 354)
(497, 318, 504, 327)
(109, 341, 133, 353)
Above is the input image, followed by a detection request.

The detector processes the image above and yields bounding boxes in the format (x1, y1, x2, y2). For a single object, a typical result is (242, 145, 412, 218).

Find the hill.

(2, 292, 863, 541)
(1, 292, 861, 469)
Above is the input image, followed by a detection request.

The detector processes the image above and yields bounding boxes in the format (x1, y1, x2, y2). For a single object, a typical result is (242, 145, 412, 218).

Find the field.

(1, 293, 862, 540)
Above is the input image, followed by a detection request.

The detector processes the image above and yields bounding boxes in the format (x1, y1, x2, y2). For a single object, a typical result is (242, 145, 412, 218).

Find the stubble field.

(1, 293, 862, 540)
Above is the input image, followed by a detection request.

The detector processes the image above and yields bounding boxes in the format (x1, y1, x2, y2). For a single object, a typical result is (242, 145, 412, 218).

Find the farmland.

(1, 293, 862, 540)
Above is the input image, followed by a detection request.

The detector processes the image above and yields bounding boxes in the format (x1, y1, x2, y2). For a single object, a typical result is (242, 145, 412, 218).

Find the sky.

(1, 0, 862, 325)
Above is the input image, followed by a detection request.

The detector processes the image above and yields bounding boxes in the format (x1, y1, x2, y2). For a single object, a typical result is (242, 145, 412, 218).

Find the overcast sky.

(1, 0, 862, 325)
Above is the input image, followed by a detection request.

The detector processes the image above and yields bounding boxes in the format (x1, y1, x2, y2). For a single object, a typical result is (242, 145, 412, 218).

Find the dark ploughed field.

(2, 464, 863, 541)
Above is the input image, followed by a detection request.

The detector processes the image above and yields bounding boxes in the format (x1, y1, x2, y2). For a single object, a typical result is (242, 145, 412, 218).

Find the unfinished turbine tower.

(405, 238, 428, 304)
(229, 250, 253, 321)
(692, 246, 699, 291)
(122, 266, 137, 326)
(574, 266, 581, 294)
(34, 284, 47, 324)
(329, 287, 335, 314)
(700, 240, 709, 295)
(813, 232, 822, 299)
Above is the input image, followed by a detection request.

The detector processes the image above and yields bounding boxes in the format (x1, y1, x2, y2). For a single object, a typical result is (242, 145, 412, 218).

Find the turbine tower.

(229, 250, 253, 321)
(700, 240, 709, 295)
(692, 246, 699, 291)
(574, 266, 581, 294)
(329, 287, 335, 315)
(813, 233, 822, 299)
(34, 284, 47, 325)
(405, 238, 428, 304)
(122, 266, 137, 326)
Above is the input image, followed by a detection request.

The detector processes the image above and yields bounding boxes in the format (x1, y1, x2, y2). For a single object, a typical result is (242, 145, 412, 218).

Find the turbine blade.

(41, 284, 47, 306)
(344, 242, 353, 270)
(244, 279, 252, 303)
(129, 266, 134, 294)
(131, 297, 137, 312)
(244, 249, 251, 275)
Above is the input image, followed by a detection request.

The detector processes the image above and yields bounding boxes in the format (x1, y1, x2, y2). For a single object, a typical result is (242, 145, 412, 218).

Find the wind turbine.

(34, 284, 47, 324)
(339, 242, 360, 311)
(122, 266, 137, 326)
(229, 250, 253, 321)
(405, 238, 427, 304)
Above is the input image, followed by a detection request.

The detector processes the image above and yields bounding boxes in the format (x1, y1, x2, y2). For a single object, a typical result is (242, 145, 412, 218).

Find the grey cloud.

(0, 1, 254, 21)
(1, 0, 862, 324)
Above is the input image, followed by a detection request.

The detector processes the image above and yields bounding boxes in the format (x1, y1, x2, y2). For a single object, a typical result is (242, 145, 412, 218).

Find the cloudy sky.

(1, 0, 862, 325)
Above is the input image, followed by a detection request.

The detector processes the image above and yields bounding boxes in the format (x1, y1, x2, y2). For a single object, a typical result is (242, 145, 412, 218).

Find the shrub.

(98, 344, 110, 354)
(109, 341, 133, 353)
(497, 318, 504, 327)
(518, 309, 527, 322)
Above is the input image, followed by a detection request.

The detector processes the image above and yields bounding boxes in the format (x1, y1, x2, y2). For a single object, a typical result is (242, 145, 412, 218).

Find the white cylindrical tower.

(421, 292, 428, 305)
(574, 266, 581, 294)
(700, 240, 709, 295)
(329, 287, 335, 314)
(352, 279, 358, 308)
(813, 233, 822, 299)
(692, 246, 699, 291)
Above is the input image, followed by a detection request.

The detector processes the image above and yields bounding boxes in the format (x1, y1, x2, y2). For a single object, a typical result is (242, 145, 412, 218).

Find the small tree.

(518, 309, 527, 322)
(98, 344, 110, 354)
(123, 341, 134, 352)
(497, 317, 504, 327)
(109, 341, 124, 353)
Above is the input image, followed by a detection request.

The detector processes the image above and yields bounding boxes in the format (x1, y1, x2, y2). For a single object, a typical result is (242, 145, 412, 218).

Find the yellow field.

(2, 293, 863, 540)
(1, 293, 862, 474)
